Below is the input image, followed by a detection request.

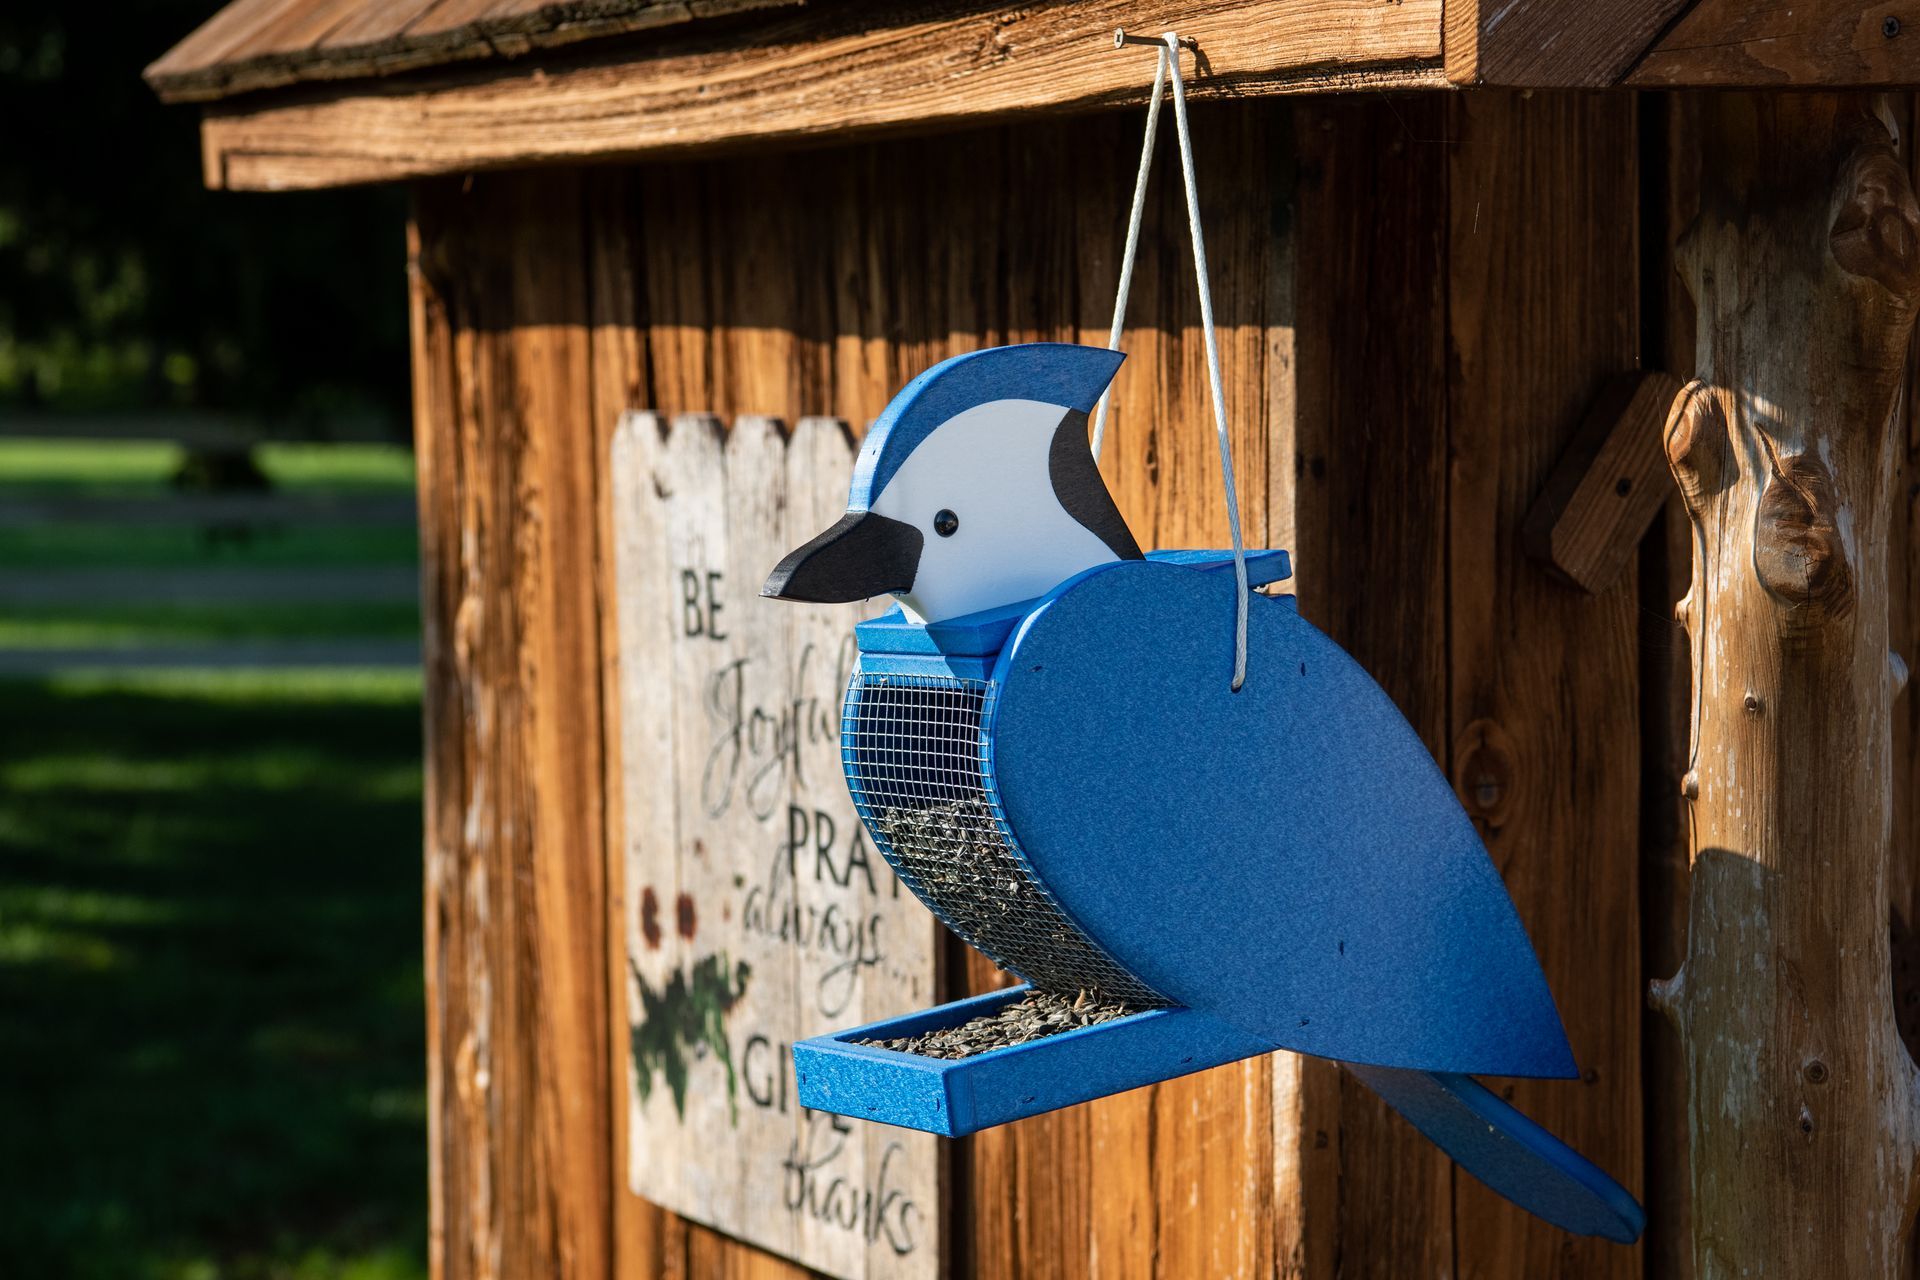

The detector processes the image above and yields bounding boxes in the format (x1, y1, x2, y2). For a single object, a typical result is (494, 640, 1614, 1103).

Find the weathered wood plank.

(608, 406, 941, 1279)
(148, 0, 318, 87)
(1627, 2, 1920, 86)
(1444, 0, 1693, 86)
(580, 166, 700, 1280)
(1445, 91, 1644, 1278)
(412, 171, 616, 1280)
(1895, 101, 1920, 1136)
(216, 0, 371, 64)
(409, 195, 465, 1280)
(320, 0, 447, 48)
(1643, 89, 1699, 1280)
(510, 170, 618, 1280)
(194, 0, 1444, 192)
(1288, 92, 1455, 1280)
(148, 0, 800, 103)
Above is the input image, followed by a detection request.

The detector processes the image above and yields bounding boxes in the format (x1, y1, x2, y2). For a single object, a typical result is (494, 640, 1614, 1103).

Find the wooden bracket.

(1522, 370, 1686, 593)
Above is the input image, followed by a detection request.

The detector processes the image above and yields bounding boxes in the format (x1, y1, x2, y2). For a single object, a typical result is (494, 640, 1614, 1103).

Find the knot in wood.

(1664, 381, 1733, 515)
(1831, 145, 1920, 298)
(1754, 451, 1855, 628)
(1452, 718, 1518, 830)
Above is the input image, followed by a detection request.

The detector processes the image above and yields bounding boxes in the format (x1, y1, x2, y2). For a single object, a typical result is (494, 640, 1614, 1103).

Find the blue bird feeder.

(762, 342, 1644, 1244)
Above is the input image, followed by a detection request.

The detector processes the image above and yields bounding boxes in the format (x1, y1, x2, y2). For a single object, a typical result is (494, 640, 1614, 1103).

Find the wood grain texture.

(1627, 1, 1920, 86)
(1444, 0, 1693, 86)
(193, 0, 1444, 192)
(1654, 92, 1920, 1278)
(147, 0, 800, 103)
(1445, 91, 1645, 1279)
(1523, 371, 1688, 594)
(1287, 93, 1455, 1280)
(1895, 100, 1920, 1147)
(580, 166, 690, 1280)
(412, 171, 615, 1280)
(1643, 88, 1701, 1280)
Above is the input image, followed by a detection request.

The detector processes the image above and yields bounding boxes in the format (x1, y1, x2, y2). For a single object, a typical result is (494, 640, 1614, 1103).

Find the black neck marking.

(1049, 409, 1143, 561)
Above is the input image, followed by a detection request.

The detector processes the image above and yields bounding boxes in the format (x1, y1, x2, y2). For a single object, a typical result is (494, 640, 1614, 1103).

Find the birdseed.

(844, 674, 1168, 1006)
(853, 989, 1141, 1060)
(870, 797, 1166, 1006)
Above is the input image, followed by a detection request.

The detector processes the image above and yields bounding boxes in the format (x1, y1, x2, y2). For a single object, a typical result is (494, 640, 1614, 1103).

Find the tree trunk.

(1656, 93, 1920, 1277)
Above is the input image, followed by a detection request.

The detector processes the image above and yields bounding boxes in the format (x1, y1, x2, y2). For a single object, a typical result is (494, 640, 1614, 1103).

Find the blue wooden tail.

(1347, 1064, 1644, 1243)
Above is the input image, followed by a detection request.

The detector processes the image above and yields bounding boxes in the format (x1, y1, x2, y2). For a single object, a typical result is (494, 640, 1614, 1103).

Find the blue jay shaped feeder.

(761, 343, 1644, 1243)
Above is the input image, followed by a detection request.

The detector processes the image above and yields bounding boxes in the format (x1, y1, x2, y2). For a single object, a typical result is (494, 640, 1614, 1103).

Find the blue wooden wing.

(1348, 1065, 1643, 1241)
(986, 560, 1578, 1079)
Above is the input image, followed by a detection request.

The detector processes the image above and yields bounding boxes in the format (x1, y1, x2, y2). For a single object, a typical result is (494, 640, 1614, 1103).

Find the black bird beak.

(761, 511, 924, 603)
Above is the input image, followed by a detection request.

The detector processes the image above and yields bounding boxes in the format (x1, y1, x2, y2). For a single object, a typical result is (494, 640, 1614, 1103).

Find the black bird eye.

(933, 509, 959, 537)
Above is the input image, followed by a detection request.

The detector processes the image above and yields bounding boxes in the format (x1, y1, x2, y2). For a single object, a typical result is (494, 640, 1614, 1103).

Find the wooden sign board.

(610, 412, 942, 1280)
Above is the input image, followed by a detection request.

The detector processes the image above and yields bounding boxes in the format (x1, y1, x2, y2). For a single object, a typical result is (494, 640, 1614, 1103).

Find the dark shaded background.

(0, 3, 407, 431)
(0, 7, 427, 1278)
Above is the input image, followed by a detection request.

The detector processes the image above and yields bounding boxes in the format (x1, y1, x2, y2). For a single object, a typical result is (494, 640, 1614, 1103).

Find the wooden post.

(1657, 93, 1920, 1276)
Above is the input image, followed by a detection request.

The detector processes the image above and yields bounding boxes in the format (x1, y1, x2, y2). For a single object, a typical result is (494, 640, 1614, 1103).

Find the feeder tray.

(796, 983, 1271, 1137)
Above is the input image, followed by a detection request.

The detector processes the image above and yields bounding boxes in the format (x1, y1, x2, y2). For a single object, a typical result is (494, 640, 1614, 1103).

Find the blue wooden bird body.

(762, 343, 1644, 1243)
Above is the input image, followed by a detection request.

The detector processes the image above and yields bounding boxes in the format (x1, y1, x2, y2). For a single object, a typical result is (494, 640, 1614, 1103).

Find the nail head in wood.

(1522, 370, 1688, 594)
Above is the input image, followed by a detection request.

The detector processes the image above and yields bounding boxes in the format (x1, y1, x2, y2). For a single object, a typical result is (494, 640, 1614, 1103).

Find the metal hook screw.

(1114, 28, 1195, 51)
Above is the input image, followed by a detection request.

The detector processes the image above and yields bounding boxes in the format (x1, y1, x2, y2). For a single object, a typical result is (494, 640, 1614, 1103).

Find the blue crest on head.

(846, 343, 1126, 509)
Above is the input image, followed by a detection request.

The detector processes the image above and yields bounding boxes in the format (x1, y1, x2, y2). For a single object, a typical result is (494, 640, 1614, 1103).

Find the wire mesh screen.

(843, 671, 1166, 1006)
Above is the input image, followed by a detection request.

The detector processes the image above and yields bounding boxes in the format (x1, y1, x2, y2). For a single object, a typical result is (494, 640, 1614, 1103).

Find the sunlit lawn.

(0, 441, 417, 498)
(0, 439, 427, 1279)
(0, 438, 418, 572)
(0, 602, 420, 648)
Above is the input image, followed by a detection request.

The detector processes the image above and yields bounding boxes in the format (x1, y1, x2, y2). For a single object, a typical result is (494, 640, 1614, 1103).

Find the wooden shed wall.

(402, 90, 1920, 1279)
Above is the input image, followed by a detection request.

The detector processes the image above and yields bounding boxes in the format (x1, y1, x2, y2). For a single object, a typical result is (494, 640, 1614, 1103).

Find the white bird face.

(764, 396, 1142, 623)
(868, 399, 1125, 622)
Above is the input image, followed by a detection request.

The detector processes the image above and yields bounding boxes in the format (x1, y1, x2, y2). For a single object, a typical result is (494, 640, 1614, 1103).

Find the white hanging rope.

(1089, 40, 1166, 463)
(1102, 30, 1251, 691)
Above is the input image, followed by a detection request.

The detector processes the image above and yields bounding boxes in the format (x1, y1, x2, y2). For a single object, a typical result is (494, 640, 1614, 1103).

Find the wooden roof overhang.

(151, 0, 1920, 192)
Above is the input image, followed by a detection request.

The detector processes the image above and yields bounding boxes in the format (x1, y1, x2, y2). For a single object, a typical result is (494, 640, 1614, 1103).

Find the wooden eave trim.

(1441, 0, 1698, 86)
(192, 0, 1447, 191)
(1441, 0, 1920, 89)
(1622, 0, 1920, 88)
(146, 0, 803, 105)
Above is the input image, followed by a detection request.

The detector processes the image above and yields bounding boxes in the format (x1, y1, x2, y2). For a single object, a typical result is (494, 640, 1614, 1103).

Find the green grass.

(0, 524, 418, 570)
(0, 439, 182, 494)
(0, 440, 430, 1275)
(0, 440, 414, 498)
(0, 670, 428, 1280)
(255, 445, 414, 496)
(0, 602, 419, 649)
